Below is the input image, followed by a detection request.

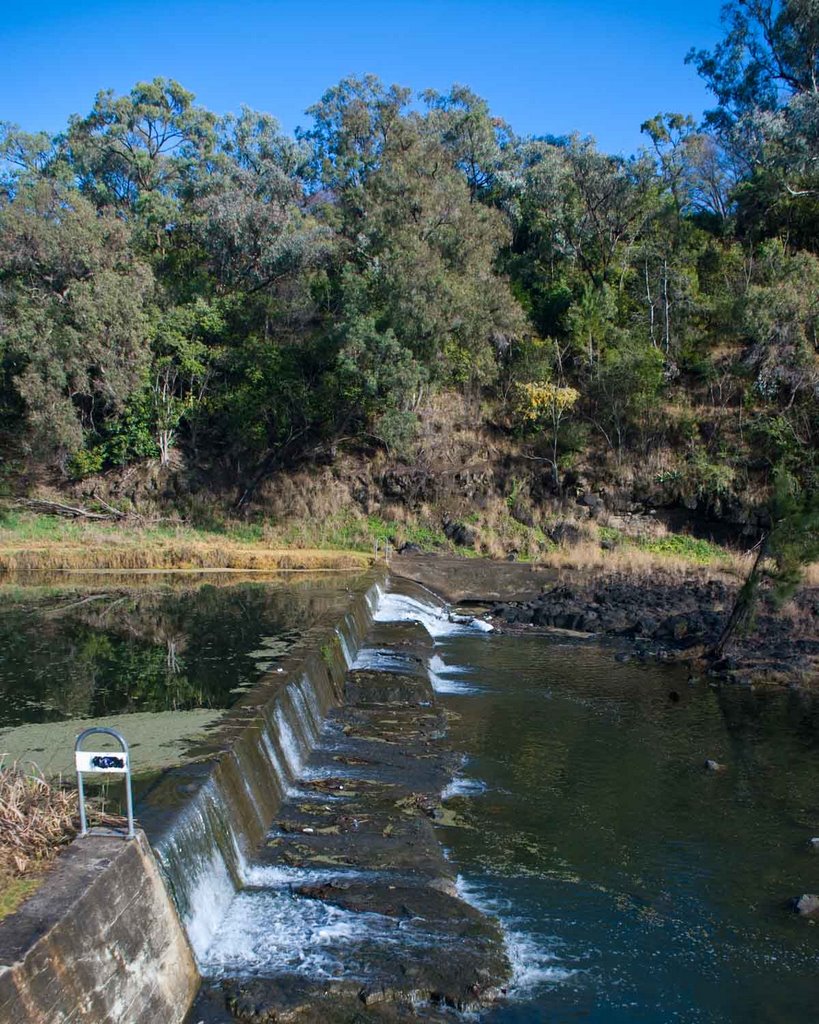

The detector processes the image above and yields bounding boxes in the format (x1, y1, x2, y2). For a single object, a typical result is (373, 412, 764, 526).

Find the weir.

(130, 572, 509, 1021)
(137, 575, 383, 964)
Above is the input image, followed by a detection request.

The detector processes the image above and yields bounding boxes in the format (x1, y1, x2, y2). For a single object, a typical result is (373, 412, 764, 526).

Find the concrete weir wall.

(0, 570, 385, 1024)
(140, 573, 383, 962)
(0, 831, 198, 1024)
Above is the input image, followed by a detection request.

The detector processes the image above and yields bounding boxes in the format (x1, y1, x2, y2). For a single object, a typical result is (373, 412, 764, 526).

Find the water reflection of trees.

(0, 582, 341, 726)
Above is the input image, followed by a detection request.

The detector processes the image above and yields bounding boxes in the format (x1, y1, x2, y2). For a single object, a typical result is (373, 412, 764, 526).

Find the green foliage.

(637, 533, 729, 564)
(0, 49, 817, 516)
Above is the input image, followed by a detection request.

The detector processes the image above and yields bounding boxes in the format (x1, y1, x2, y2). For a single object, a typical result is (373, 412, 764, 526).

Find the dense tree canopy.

(1, 6, 818, 519)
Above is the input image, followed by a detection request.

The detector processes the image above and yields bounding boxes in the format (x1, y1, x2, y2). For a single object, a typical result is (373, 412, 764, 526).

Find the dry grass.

(0, 762, 77, 878)
(0, 512, 372, 573)
(803, 563, 819, 587)
(536, 538, 739, 578)
(0, 760, 127, 920)
(0, 542, 370, 573)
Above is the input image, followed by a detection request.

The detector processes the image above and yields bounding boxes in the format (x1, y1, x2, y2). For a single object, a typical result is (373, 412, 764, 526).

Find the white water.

(455, 875, 576, 996)
(274, 705, 304, 778)
(201, 888, 403, 980)
(185, 846, 238, 963)
(374, 591, 493, 638)
(442, 775, 488, 800)
(428, 652, 481, 695)
(156, 780, 250, 964)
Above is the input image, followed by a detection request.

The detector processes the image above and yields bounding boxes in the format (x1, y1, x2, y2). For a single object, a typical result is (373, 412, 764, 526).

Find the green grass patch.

(637, 533, 729, 564)
(0, 874, 43, 921)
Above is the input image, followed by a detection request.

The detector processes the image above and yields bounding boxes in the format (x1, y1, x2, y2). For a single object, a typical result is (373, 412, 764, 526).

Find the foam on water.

(239, 862, 376, 888)
(455, 875, 576, 996)
(374, 592, 493, 638)
(442, 775, 488, 801)
(428, 652, 481, 695)
(200, 888, 404, 980)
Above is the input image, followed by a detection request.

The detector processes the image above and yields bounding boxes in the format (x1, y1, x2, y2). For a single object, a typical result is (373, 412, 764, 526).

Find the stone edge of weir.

(0, 567, 512, 1022)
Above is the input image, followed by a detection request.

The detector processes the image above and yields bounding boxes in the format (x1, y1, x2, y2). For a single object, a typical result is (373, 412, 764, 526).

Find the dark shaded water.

(0, 576, 357, 727)
(432, 632, 819, 1024)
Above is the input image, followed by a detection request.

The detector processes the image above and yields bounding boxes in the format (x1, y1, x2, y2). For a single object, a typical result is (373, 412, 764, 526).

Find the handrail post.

(74, 727, 135, 840)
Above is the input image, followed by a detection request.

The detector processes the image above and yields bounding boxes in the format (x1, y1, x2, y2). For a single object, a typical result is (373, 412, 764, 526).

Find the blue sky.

(1, 0, 726, 155)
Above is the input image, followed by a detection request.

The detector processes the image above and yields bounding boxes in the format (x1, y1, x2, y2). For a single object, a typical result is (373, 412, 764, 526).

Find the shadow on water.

(432, 631, 819, 1024)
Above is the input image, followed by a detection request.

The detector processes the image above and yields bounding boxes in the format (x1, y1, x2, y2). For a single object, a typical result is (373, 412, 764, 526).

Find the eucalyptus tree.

(421, 84, 514, 201)
(303, 76, 527, 401)
(0, 180, 153, 466)
(688, 0, 819, 242)
(66, 78, 217, 252)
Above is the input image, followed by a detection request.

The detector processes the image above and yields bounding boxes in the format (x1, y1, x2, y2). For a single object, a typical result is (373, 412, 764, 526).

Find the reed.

(0, 761, 77, 878)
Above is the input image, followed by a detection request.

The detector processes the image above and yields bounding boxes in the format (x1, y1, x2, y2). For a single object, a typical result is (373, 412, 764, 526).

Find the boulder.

(443, 520, 477, 548)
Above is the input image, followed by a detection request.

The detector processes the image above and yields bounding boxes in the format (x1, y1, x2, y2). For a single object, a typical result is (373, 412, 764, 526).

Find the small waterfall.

(144, 575, 489, 971)
(297, 673, 323, 739)
(140, 577, 382, 966)
(375, 587, 493, 638)
(428, 652, 480, 694)
(274, 704, 306, 777)
(337, 622, 355, 668)
(152, 776, 249, 963)
(260, 730, 289, 796)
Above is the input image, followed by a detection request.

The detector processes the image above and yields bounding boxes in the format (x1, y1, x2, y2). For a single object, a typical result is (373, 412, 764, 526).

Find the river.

(431, 629, 819, 1023)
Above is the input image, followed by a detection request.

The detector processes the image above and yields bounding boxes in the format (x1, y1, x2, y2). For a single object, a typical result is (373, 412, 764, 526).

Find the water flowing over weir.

(138, 575, 509, 1022)
(138, 576, 384, 964)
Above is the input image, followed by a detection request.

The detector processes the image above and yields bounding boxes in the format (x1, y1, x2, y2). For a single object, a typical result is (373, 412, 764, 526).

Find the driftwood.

(15, 496, 131, 522)
(13, 496, 187, 528)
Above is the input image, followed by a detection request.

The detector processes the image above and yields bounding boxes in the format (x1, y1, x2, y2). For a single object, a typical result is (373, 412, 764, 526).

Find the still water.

(0, 575, 358, 728)
(432, 631, 819, 1024)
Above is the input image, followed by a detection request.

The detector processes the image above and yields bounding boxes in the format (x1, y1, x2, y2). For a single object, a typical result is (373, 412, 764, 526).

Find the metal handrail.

(74, 727, 135, 840)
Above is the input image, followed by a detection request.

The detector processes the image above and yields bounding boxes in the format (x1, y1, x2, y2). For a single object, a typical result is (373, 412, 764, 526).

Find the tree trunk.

(711, 534, 769, 659)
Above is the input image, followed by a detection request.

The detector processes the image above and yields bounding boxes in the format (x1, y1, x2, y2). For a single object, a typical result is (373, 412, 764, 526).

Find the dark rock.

(443, 520, 477, 548)
(657, 615, 690, 640)
(614, 652, 631, 663)
(630, 615, 659, 638)
(549, 521, 583, 546)
(398, 542, 424, 555)
(578, 492, 604, 512)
